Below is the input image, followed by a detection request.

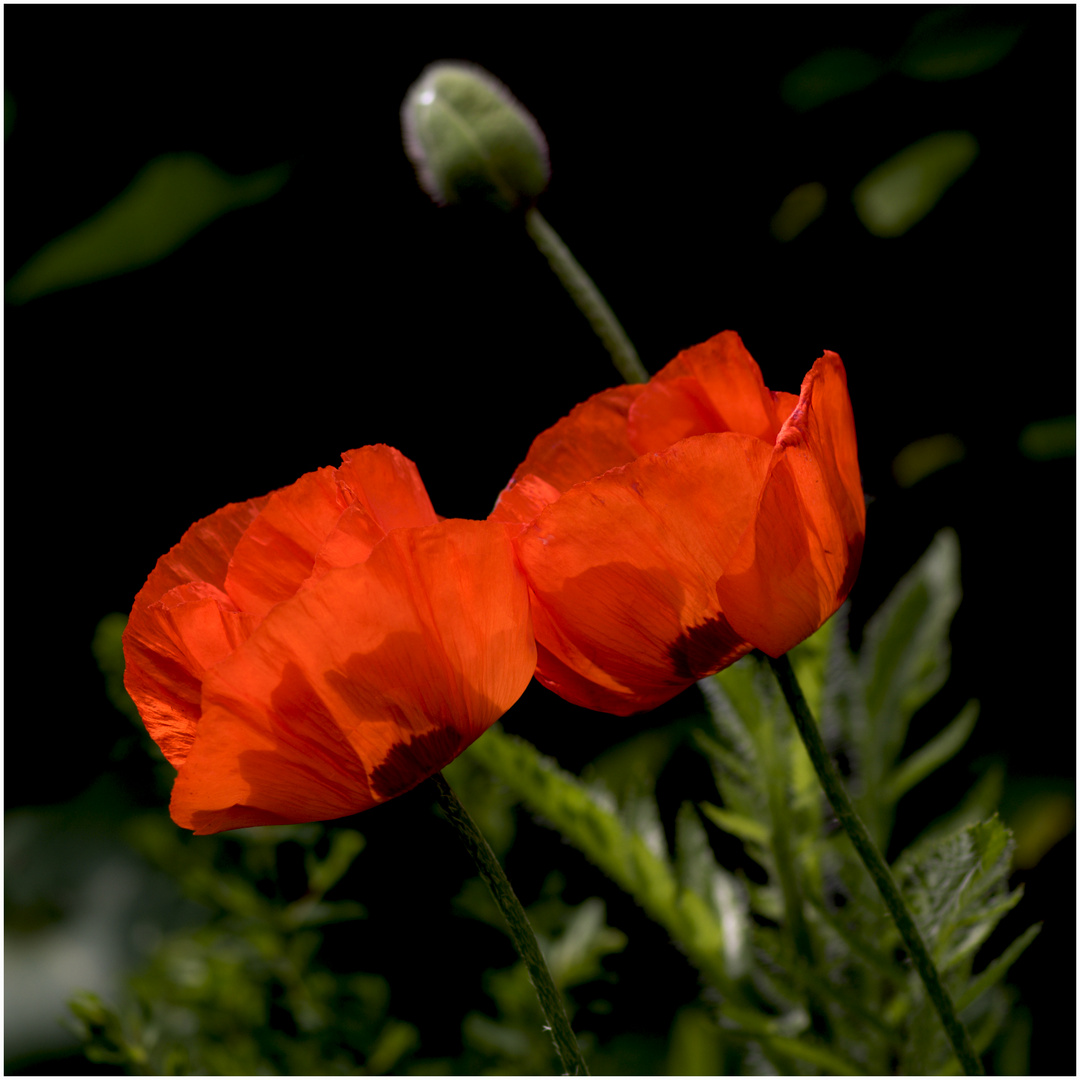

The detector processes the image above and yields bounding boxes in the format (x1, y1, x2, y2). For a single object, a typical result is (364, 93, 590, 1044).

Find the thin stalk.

(524, 206, 649, 384)
(426, 771, 589, 1076)
(766, 653, 983, 1076)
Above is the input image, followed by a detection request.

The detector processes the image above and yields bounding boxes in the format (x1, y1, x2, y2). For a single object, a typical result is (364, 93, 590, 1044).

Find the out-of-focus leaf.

(1006, 788, 1075, 870)
(853, 131, 978, 238)
(955, 923, 1041, 1011)
(544, 896, 627, 990)
(770, 182, 827, 242)
(7, 152, 290, 304)
(885, 699, 979, 803)
(303, 829, 365, 900)
(665, 1005, 725, 1077)
(858, 528, 962, 829)
(780, 48, 885, 111)
(1018, 415, 1076, 460)
(897, 8, 1025, 81)
(892, 434, 967, 487)
(461, 725, 735, 993)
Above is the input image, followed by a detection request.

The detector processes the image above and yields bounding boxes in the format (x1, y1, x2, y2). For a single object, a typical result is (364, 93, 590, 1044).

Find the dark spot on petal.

(667, 612, 751, 682)
(370, 726, 466, 799)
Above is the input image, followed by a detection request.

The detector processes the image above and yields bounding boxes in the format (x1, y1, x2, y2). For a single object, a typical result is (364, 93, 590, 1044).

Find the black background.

(6, 5, 1075, 1075)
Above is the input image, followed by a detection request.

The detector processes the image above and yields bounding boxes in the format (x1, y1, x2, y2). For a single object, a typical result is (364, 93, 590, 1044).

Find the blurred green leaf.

(462, 725, 738, 994)
(304, 829, 366, 900)
(1018, 415, 1075, 460)
(781, 48, 885, 111)
(853, 131, 978, 238)
(892, 434, 967, 487)
(7, 153, 289, 304)
(897, 8, 1025, 81)
(1003, 785, 1075, 870)
(665, 1005, 725, 1076)
(856, 528, 962, 842)
(770, 182, 827, 242)
(885, 699, 979, 803)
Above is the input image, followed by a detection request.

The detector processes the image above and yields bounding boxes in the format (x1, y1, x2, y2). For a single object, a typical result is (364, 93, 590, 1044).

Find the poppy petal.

(223, 466, 352, 619)
(336, 445, 439, 533)
(626, 375, 725, 455)
(716, 353, 865, 656)
(652, 331, 791, 443)
(491, 383, 647, 523)
(516, 433, 772, 714)
(170, 519, 535, 833)
(224, 446, 439, 618)
(123, 497, 269, 766)
(488, 473, 562, 526)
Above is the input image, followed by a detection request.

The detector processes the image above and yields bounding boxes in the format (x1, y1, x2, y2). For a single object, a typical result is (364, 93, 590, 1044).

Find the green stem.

(427, 771, 589, 1076)
(525, 206, 649, 385)
(767, 653, 983, 1076)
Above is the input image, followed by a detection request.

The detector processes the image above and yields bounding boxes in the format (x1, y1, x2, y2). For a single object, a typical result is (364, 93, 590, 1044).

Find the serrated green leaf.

(463, 725, 733, 991)
(895, 815, 1018, 979)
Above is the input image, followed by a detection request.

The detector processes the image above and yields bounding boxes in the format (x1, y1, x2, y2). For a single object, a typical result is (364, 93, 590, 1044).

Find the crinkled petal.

(224, 446, 439, 617)
(170, 519, 535, 833)
(626, 375, 725, 455)
(488, 473, 562, 526)
(224, 466, 353, 619)
(491, 383, 646, 523)
(716, 352, 865, 656)
(649, 331, 796, 443)
(516, 433, 772, 714)
(122, 497, 268, 766)
(335, 445, 439, 534)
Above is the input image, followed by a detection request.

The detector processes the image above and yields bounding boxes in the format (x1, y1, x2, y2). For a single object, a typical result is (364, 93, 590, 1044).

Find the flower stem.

(766, 653, 983, 1076)
(427, 771, 590, 1076)
(524, 206, 649, 385)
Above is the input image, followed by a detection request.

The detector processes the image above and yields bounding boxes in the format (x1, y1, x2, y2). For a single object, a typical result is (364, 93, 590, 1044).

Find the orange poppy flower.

(124, 445, 536, 834)
(490, 331, 865, 716)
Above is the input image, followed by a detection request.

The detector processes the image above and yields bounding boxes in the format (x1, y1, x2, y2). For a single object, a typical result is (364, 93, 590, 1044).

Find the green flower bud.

(401, 61, 550, 211)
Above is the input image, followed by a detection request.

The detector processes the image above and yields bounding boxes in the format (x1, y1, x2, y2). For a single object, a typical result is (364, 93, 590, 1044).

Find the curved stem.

(427, 771, 589, 1076)
(525, 206, 649, 385)
(766, 653, 983, 1076)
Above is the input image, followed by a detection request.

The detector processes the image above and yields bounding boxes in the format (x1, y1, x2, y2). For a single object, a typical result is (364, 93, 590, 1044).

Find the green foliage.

(68, 819, 413, 1075)
(7, 153, 289, 304)
(466, 530, 1038, 1075)
(781, 9, 1025, 111)
(73, 531, 1038, 1074)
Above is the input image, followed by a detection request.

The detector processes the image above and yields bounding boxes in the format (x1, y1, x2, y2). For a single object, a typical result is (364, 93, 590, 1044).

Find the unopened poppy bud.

(401, 61, 550, 211)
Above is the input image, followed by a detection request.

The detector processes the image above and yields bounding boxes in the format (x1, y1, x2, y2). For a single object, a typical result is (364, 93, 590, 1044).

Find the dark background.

(6, 5, 1075, 1074)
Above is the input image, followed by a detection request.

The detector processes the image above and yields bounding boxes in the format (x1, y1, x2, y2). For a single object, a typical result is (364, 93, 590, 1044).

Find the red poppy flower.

(124, 445, 536, 834)
(490, 331, 865, 716)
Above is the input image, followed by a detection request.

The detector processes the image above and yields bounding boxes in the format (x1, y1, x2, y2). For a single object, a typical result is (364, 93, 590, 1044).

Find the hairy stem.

(767, 653, 983, 1076)
(427, 771, 589, 1075)
(525, 206, 649, 385)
